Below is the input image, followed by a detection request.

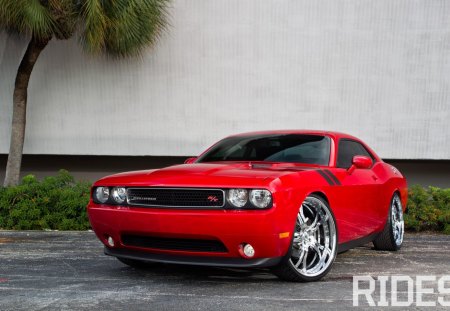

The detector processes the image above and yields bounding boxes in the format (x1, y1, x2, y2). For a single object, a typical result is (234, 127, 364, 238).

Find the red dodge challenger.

(87, 130, 407, 282)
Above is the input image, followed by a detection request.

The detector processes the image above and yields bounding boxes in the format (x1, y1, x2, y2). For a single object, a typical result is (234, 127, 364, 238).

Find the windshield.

(197, 134, 331, 165)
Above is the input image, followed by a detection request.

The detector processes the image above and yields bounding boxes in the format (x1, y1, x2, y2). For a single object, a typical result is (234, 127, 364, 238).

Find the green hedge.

(404, 185, 450, 234)
(0, 171, 449, 233)
(0, 170, 91, 230)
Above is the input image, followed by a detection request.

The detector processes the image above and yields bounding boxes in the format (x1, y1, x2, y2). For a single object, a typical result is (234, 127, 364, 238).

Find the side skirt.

(337, 232, 379, 253)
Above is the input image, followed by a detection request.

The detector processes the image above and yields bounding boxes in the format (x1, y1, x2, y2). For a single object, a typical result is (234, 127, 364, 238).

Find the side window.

(337, 140, 374, 169)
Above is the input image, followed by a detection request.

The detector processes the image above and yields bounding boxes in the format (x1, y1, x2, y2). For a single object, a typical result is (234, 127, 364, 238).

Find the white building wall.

(1, 0, 449, 159)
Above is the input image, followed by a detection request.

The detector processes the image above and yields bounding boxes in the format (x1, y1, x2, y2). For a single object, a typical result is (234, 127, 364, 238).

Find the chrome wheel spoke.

(308, 213, 319, 229)
(311, 244, 330, 273)
(294, 248, 307, 268)
(299, 208, 309, 229)
(293, 232, 301, 244)
(301, 248, 308, 271)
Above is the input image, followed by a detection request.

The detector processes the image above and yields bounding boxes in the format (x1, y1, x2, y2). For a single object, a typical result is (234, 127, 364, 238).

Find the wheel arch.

(391, 188, 406, 212)
(303, 190, 339, 244)
(307, 191, 330, 206)
(393, 189, 401, 199)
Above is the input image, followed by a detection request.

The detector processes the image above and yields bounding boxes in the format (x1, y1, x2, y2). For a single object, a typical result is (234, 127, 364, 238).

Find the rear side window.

(337, 139, 374, 169)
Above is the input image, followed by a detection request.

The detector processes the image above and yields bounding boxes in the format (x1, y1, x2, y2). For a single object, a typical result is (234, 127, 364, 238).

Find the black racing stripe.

(316, 170, 335, 186)
(323, 169, 341, 186)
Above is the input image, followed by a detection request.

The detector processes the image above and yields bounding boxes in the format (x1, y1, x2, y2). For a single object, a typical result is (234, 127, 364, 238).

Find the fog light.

(107, 236, 115, 247)
(239, 243, 255, 258)
(243, 244, 255, 257)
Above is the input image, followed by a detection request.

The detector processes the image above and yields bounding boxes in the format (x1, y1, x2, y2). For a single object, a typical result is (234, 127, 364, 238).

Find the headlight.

(112, 187, 127, 204)
(249, 189, 272, 208)
(227, 189, 248, 207)
(94, 187, 109, 203)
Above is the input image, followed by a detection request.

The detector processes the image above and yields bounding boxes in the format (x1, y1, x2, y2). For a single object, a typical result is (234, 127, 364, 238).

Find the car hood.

(95, 162, 318, 188)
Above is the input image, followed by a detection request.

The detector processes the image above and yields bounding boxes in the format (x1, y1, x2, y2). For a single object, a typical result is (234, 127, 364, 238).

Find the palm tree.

(0, 0, 170, 186)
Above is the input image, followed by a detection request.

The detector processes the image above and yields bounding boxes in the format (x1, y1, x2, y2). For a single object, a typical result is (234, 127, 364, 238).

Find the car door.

(332, 139, 382, 241)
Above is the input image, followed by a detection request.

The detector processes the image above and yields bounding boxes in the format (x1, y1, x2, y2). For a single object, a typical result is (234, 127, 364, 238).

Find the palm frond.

(102, 0, 170, 57)
(79, 0, 108, 53)
(22, 0, 56, 39)
(0, 0, 24, 28)
(0, 0, 55, 39)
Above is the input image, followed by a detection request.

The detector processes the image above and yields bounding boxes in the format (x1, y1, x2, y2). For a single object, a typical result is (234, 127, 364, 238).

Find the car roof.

(229, 130, 361, 141)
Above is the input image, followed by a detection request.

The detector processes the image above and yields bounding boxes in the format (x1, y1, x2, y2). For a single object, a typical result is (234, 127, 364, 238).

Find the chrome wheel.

(373, 193, 404, 251)
(391, 195, 404, 246)
(289, 196, 337, 278)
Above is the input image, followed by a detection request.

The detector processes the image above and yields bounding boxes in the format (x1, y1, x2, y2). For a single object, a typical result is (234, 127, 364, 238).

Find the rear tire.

(373, 193, 404, 251)
(272, 195, 337, 282)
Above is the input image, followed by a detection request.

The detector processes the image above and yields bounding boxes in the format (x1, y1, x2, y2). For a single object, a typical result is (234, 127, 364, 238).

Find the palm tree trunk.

(3, 36, 51, 187)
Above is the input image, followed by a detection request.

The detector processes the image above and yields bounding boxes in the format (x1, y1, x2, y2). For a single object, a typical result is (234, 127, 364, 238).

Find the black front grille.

(121, 234, 228, 253)
(127, 188, 224, 208)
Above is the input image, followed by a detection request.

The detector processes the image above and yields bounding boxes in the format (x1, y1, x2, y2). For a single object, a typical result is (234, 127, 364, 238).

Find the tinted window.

(337, 139, 374, 168)
(198, 134, 331, 165)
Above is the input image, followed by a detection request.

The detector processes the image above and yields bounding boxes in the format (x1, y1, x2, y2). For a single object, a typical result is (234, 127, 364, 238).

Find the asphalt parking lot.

(0, 231, 449, 310)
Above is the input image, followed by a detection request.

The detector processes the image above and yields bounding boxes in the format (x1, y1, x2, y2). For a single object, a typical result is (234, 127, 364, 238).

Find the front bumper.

(88, 203, 293, 267)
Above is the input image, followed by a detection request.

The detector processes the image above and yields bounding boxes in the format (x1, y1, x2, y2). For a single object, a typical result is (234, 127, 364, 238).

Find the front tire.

(373, 193, 404, 251)
(272, 195, 338, 282)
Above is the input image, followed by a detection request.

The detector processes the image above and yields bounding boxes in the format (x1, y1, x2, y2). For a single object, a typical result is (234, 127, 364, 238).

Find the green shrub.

(405, 185, 450, 234)
(0, 170, 91, 230)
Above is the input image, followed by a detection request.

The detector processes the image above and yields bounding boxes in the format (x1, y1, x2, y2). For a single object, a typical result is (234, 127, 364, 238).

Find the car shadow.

(110, 244, 375, 283)
(117, 262, 279, 283)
